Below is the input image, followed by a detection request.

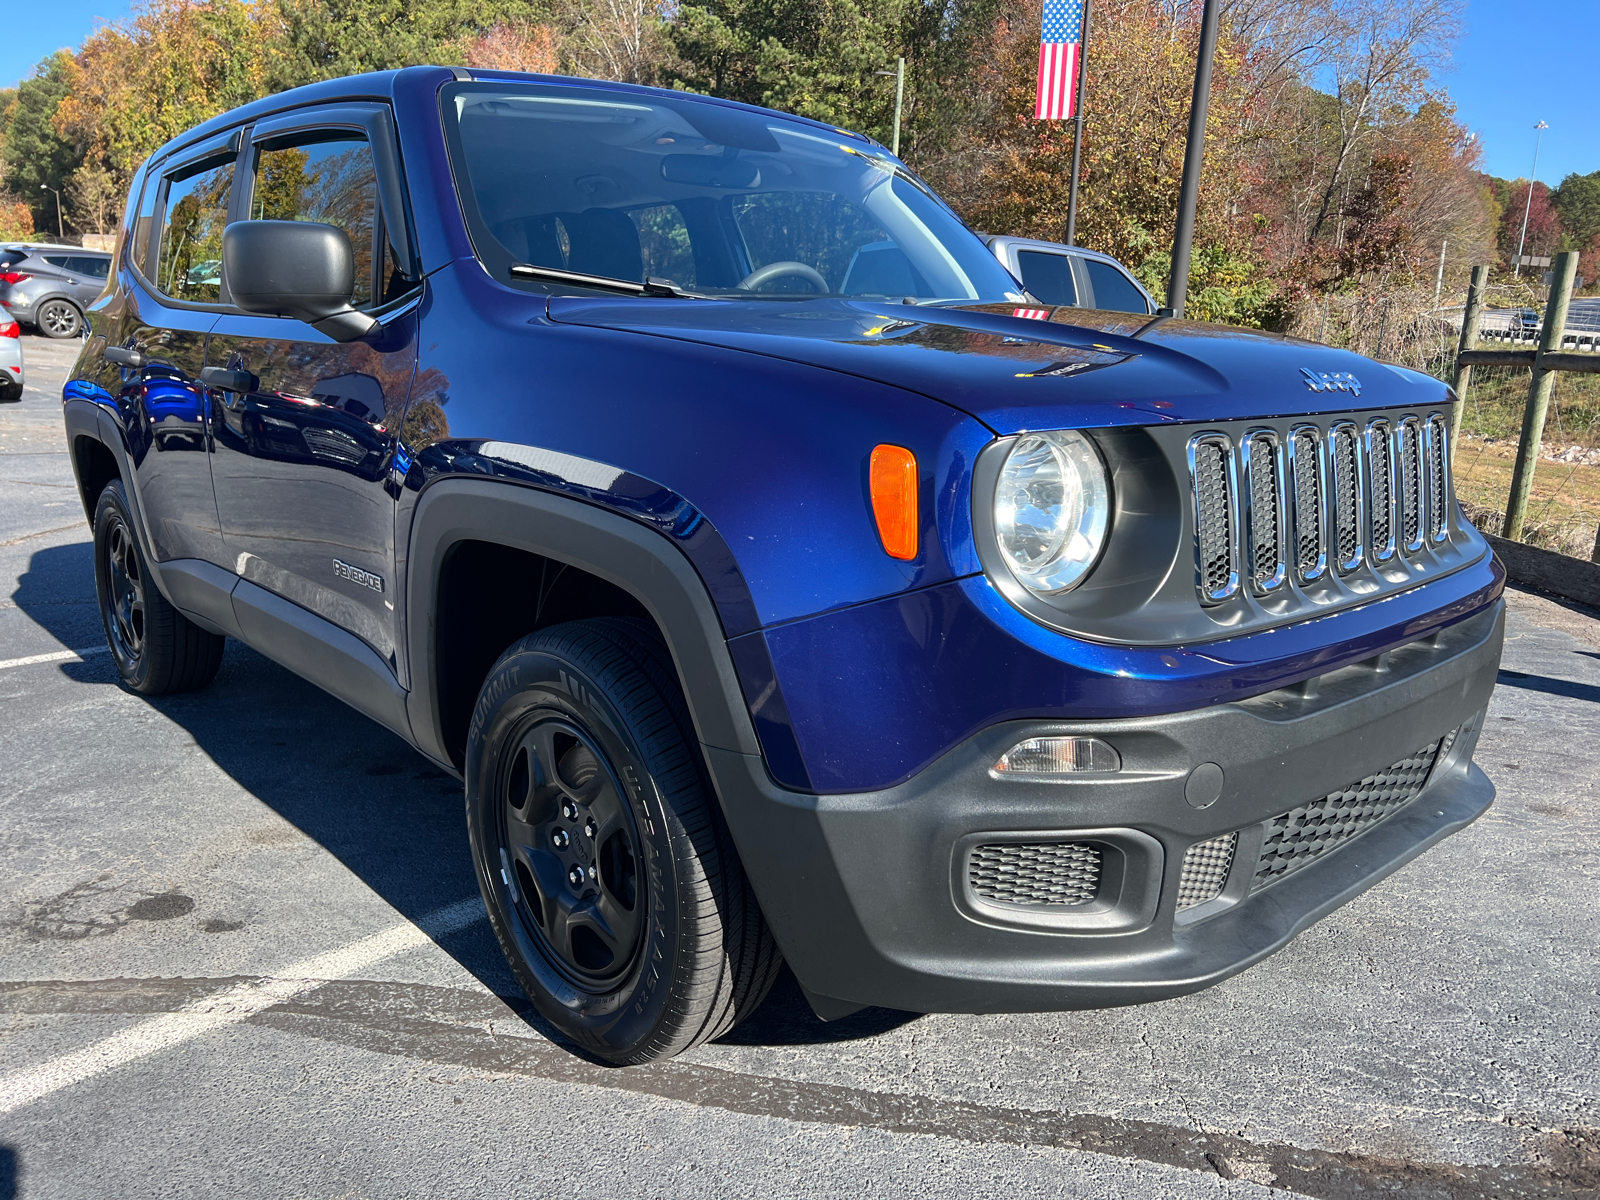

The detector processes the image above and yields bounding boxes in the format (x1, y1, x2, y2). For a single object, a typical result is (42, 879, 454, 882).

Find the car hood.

(547, 296, 1444, 434)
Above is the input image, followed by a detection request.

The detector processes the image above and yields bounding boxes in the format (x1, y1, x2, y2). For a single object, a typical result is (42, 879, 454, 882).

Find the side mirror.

(222, 220, 376, 342)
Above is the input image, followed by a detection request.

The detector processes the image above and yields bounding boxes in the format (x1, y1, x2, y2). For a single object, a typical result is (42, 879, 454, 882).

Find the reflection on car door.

(205, 119, 417, 668)
(101, 143, 236, 566)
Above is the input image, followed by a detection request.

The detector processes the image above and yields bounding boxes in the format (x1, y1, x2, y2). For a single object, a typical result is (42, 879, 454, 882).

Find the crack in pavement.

(1, 975, 1595, 1199)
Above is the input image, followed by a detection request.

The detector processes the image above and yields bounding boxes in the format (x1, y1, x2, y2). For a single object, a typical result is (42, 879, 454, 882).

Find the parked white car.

(0, 314, 23, 401)
(981, 234, 1156, 314)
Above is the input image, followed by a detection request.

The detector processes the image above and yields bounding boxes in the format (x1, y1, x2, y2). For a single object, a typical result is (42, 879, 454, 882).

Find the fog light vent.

(991, 736, 1120, 780)
(968, 842, 1102, 907)
(1176, 832, 1237, 911)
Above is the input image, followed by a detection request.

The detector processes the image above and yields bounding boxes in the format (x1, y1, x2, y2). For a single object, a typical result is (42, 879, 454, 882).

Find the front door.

(206, 117, 417, 668)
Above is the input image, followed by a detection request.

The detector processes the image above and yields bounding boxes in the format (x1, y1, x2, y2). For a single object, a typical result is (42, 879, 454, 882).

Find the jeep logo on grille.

(333, 559, 384, 592)
(1301, 367, 1362, 396)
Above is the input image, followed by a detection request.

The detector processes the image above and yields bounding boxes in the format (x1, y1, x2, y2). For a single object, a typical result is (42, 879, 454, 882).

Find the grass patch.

(1454, 433, 1600, 558)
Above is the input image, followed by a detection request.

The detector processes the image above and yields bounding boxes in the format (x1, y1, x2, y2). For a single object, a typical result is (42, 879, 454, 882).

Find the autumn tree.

(0, 52, 82, 234)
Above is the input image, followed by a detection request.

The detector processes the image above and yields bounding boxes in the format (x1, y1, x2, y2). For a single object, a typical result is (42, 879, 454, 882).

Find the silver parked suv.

(981, 234, 1155, 314)
(0, 244, 112, 338)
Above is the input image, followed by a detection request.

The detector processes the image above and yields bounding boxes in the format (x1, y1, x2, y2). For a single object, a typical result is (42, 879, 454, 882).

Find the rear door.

(205, 104, 420, 671)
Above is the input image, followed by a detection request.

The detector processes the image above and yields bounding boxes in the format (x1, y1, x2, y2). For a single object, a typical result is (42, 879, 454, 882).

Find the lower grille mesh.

(969, 842, 1102, 907)
(1177, 832, 1238, 911)
(1252, 732, 1454, 893)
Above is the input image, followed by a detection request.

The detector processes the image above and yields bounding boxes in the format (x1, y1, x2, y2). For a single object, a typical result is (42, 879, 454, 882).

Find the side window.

(156, 158, 234, 303)
(1083, 259, 1149, 314)
(251, 132, 378, 308)
(43, 255, 74, 270)
(1016, 250, 1078, 306)
(71, 256, 110, 278)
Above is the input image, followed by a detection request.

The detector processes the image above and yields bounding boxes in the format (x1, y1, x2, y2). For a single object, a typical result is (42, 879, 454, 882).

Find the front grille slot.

(1425, 414, 1450, 543)
(1329, 422, 1363, 571)
(1288, 427, 1326, 581)
(1398, 417, 1424, 553)
(1243, 432, 1286, 592)
(1176, 832, 1237, 911)
(1189, 435, 1238, 602)
(1366, 419, 1396, 561)
(969, 841, 1102, 907)
(1251, 731, 1454, 893)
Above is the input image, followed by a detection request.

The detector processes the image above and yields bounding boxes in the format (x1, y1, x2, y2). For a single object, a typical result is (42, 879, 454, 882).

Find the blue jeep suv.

(63, 67, 1504, 1064)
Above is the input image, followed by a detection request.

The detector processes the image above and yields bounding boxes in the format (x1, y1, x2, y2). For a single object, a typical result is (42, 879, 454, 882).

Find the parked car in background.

(0, 314, 22, 400)
(981, 234, 1155, 314)
(0, 244, 113, 338)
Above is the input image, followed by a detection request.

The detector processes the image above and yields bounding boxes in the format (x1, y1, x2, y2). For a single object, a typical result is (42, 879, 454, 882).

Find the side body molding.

(402, 478, 765, 769)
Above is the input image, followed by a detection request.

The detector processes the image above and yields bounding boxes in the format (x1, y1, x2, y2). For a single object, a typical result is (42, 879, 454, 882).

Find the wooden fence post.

(1449, 265, 1488, 454)
(1503, 251, 1579, 541)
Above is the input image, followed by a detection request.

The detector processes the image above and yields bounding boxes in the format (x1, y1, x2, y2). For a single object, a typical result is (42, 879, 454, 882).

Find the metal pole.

(892, 57, 905, 158)
(1433, 239, 1447, 308)
(1449, 264, 1488, 455)
(1064, 0, 1092, 246)
(1503, 250, 1578, 540)
(1161, 0, 1222, 317)
(1513, 122, 1547, 279)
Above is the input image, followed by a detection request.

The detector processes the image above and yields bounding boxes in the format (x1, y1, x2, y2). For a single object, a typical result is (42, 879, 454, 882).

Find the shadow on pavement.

(13, 543, 918, 1052)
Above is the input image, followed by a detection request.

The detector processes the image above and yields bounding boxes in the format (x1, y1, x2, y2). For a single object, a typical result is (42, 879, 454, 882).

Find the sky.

(2, 0, 1597, 186)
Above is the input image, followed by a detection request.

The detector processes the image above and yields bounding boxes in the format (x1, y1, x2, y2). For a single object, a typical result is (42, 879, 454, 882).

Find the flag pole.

(1162, 0, 1221, 318)
(1064, 0, 1092, 246)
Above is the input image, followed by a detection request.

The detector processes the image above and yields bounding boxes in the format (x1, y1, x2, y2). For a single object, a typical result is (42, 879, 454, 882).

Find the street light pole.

(1513, 121, 1548, 279)
(1161, 0, 1222, 318)
(39, 184, 63, 240)
(874, 58, 906, 158)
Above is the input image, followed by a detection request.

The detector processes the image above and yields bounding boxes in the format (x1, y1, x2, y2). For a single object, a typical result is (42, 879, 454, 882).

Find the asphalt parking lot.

(1, 332, 1598, 1200)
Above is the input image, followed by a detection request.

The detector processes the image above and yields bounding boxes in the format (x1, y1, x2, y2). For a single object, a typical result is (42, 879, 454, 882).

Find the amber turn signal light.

(870, 444, 919, 560)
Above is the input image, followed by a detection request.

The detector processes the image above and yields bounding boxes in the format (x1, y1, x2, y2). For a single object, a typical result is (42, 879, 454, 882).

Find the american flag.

(1035, 0, 1083, 121)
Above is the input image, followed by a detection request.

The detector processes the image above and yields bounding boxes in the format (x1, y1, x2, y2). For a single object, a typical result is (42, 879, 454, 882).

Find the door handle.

(200, 366, 258, 394)
(104, 346, 147, 369)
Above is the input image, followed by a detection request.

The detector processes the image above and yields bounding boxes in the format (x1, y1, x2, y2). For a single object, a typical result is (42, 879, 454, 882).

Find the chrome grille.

(1176, 832, 1237, 911)
(968, 842, 1102, 907)
(1399, 417, 1424, 553)
(1329, 423, 1362, 571)
(1188, 410, 1450, 605)
(1251, 731, 1454, 892)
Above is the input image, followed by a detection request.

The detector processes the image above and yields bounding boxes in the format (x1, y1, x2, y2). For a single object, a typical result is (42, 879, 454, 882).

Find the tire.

(36, 299, 83, 339)
(466, 617, 782, 1064)
(93, 479, 225, 694)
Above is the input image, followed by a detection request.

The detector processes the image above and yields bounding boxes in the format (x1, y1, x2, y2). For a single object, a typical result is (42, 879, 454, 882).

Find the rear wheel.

(466, 617, 781, 1064)
(93, 480, 225, 694)
(36, 300, 82, 339)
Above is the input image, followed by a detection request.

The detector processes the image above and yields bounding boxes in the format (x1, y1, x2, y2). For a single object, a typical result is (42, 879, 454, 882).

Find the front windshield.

(443, 81, 1023, 304)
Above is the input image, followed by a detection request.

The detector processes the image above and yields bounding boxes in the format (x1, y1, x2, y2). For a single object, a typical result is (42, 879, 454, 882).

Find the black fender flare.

(402, 477, 766, 771)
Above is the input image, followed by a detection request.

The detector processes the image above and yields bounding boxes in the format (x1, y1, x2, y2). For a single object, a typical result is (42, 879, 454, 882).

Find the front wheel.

(93, 479, 225, 694)
(36, 299, 83, 339)
(466, 618, 781, 1064)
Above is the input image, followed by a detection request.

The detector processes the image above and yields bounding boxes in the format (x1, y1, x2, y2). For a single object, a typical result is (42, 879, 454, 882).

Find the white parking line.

(0, 896, 486, 1114)
(0, 645, 111, 671)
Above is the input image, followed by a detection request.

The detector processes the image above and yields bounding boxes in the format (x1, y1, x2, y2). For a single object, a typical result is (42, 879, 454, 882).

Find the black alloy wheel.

(102, 508, 146, 670)
(92, 480, 226, 694)
(466, 617, 782, 1064)
(498, 715, 645, 988)
(36, 299, 82, 339)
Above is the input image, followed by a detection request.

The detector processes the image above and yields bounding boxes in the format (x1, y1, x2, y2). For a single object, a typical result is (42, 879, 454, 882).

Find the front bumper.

(707, 600, 1504, 1015)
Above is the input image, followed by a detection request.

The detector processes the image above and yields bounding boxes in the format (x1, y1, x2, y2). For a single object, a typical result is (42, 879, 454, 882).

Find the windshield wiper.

(508, 262, 699, 298)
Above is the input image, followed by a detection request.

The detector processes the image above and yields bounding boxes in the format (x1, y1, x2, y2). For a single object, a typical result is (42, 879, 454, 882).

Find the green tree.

(1553, 171, 1600, 251)
(0, 52, 82, 234)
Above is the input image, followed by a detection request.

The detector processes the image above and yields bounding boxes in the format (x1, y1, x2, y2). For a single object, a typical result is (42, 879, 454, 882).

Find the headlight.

(993, 430, 1109, 594)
